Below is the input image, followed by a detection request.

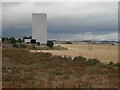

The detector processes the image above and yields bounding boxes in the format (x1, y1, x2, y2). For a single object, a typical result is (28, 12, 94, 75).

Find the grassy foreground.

(2, 47, 119, 88)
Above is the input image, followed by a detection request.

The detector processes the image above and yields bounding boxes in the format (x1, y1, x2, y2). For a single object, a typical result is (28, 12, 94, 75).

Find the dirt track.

(31, 43, 118, 63)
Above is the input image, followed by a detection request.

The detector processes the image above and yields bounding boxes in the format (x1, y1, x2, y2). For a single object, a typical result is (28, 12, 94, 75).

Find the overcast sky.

(2, 2, 118, 41)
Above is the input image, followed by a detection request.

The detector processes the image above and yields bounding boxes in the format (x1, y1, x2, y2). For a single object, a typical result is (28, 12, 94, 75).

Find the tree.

(65, 41, 72, 44)
(2, 37, 5, 42)
(37, 42, 40, 46)
(12, 43, 18, 47)
(9, 37, 16, 43)
(47, 41, 54, 47)
(17, 38, 22, 43)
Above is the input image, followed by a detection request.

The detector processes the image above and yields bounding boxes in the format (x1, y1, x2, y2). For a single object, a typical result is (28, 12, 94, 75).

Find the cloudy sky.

(2, 2, 118, 41)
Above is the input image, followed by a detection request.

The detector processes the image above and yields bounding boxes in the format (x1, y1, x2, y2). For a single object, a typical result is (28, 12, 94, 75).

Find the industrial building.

(32, 13, 47, 44)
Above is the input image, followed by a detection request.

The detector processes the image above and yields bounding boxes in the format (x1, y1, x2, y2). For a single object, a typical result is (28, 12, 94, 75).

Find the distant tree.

(17, 38, 22, 43)
(37, 42, 40, 46)
(9, 37, 16, 43)
(47, 41, 54, 47)
(2, 37, 5, 42)
(65, 41, 72, 44)
(5, 37, 9, 41)
(12, 43, 18, 47)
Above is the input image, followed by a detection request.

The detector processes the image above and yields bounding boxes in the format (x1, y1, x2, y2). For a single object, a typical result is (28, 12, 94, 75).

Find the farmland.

(2, 47, 119, 88)
(32, 43, 118, 63)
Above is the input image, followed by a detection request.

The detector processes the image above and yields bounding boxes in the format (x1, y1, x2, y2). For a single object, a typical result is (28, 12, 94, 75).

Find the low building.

(24, 39, 31, 43)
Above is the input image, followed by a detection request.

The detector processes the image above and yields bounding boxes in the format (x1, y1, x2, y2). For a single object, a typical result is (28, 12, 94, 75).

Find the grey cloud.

(2, 2, 118, 41)
(48, 32, 118, 41)
(2, 2, 25, 7)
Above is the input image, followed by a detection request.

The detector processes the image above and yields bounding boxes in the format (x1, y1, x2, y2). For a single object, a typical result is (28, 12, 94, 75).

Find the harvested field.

(31, 43, 118, 63)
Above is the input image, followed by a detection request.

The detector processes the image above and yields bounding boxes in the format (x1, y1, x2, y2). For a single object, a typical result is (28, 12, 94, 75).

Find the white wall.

(24, 39, 31, 43)
(32, 13, 47, 44)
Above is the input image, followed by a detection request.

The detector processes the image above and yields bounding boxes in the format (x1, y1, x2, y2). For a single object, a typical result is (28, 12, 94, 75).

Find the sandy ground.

(31, 43, 118, 63)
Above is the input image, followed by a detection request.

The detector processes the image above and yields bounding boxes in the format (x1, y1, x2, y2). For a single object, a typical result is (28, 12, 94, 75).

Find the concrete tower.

(32, 13, 47, 44)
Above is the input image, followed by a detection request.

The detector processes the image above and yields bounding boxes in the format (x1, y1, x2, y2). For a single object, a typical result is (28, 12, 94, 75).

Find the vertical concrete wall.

(32, 13, 47, 44)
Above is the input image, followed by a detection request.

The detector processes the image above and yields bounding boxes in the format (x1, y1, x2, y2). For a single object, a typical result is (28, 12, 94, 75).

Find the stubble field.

(33, 43, 118, 63)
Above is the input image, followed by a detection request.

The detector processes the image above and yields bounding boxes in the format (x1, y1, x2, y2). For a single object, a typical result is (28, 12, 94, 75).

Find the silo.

(32, 13, 47, 44)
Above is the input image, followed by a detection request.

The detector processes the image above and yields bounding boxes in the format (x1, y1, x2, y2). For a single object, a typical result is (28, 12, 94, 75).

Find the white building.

(32, 13, 47, 44)
(24, 39, 31, 43)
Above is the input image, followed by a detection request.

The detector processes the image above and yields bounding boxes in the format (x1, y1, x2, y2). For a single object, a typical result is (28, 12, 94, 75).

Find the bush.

(37, 42, 40, 46)
(87, 59, 101, 66)
(47, 41, 54, 47)
(73, 56, 86, 63)
(2, 37, 5, 42)
(108, 61, 114, 65)
(55, 71, 64, 75)
(19, 44, 26, 48)
(17, 39, 22, 43)
(65, 41, 72, 44)
(31, 46, 37, 50)
(12, 43, 18, 48)
(9, 37, 17, 43)
(114, 63, 120, 68)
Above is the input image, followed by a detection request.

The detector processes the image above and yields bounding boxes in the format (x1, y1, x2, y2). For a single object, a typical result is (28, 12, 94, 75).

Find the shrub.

(19, 44, 26, 48)
(12, 43, 18, 47)
(65, 41, 72, 44)
(17, 39, 22, 43)
(114, 63, 120, 68)
(107, 61, 114, 68)
(47, 41, 54, 47)
(55, 71, 64, 75)
(37, 42, 40, 46)
(87, 59, 101, 66)
(31, 46, 37, 50)
(73, 56, 86, 63)
(2, 37, 5, 42)
(9, 37, 17, 43)
(108, 61, 114, 65)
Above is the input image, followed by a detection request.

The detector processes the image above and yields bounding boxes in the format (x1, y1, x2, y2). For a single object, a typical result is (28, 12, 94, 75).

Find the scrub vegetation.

(2, 47, 119, 88)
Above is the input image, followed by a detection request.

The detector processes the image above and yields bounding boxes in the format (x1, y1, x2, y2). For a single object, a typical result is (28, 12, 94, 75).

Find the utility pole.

(88, 41, 92, 51)
(57, 38, 59, 46)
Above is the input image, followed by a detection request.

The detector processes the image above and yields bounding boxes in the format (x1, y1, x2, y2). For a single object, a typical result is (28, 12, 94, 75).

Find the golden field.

(31, 43, 118, 63)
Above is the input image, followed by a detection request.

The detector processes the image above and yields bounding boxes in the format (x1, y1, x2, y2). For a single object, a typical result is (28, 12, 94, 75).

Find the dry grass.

(2, 47, 119, 88)
(35, 43, 118, 63)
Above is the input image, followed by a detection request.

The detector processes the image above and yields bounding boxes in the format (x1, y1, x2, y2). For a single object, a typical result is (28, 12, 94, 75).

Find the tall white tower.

(32, 13, 47, 44)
